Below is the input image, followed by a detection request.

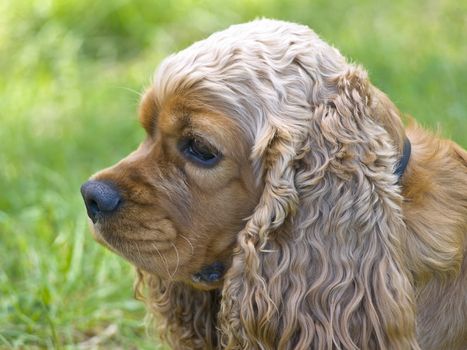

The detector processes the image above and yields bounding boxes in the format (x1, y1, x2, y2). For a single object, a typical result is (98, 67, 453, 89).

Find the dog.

(81, 19, 467, 349)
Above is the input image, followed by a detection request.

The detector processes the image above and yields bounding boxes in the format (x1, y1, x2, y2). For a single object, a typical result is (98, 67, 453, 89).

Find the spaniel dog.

(81, 19, 467, 349)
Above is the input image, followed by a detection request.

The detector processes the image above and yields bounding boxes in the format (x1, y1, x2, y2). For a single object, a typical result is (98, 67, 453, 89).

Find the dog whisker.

(133, 240, 144, 266)
(170, 242, 180, 278)
(179, 234, 195, 256)
(115, 85, 144, 98)
(151, 242, 172, 281)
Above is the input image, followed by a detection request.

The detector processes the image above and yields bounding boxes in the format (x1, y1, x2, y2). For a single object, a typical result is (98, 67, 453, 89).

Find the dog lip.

(90, 220, 176, 244)
(92, 227, 175, 252)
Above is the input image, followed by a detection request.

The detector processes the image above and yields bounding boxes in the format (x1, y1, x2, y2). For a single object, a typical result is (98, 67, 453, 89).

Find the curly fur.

(87, 19, 467, 349)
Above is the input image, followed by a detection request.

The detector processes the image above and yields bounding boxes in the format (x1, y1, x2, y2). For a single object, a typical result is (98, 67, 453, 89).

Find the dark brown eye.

(180, 137, 221, 167)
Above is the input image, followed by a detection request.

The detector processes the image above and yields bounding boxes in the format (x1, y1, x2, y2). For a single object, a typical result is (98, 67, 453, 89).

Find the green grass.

(1, 0, 465, 348)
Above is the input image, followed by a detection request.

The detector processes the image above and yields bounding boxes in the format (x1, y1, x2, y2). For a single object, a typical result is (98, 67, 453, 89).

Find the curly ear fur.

(136, 270, 220, 350)
(219, 65, 420, 349)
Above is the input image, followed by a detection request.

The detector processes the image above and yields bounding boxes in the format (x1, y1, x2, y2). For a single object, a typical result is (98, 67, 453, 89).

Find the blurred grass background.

(0, 0, 465, 348)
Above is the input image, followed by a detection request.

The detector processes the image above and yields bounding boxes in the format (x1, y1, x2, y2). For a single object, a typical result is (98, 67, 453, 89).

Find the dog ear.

(135, 271, 220, 350)
(220, 66, 420, 349)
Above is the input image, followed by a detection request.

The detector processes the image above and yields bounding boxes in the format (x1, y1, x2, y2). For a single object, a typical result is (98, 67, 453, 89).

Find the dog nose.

(80, 180, 121, 223)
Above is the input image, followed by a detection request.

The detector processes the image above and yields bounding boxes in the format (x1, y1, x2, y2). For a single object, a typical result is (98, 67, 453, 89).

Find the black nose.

(80, 180, 122, 223)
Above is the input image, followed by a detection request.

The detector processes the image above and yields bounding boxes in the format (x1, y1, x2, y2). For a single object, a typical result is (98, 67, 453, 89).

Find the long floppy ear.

(220, 66, 420, 349)
(135, 271, 220, 350)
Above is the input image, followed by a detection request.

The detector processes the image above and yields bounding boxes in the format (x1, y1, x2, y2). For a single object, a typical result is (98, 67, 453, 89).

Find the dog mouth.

(90, 220, 175, 251)
(89, 220, 224, 283)
(89, 221, 231, 288)
(88, 219, 179, 265)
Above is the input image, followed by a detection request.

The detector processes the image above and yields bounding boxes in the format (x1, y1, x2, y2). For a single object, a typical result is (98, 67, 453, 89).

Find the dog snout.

(80, 180, 122, 223)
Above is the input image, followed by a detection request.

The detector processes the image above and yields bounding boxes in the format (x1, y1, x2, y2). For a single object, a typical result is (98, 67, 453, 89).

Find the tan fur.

(86, 19, 467, 349)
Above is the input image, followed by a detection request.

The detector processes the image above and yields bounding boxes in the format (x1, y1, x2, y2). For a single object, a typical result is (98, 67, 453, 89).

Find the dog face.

(81, 89, 259, 289)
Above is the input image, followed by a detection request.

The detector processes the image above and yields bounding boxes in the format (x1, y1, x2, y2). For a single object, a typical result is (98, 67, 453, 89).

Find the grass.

(0, 0, 465, 348)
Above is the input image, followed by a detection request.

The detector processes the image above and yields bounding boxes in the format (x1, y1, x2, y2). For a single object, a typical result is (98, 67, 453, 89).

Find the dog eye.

(180, 137, 221, 167)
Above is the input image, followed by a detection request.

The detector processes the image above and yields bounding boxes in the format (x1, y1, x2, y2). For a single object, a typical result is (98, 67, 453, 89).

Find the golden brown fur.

(85, 19, 467, 349)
